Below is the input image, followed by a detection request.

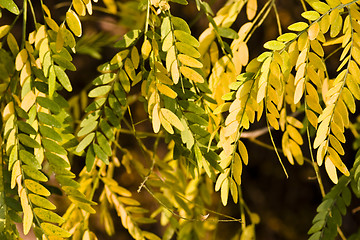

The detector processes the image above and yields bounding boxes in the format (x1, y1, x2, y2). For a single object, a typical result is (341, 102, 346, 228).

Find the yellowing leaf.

(41, 223, 71, 238)
(0, 25, 10, 39)
(66, 10, 82, 37)
(178, 54, 203, 68)
(160, 108, 184, 131)
(15, 48, 28, 71)
(157, 83, 177, 98)
(152, 103, 161, 133)
(24, 179, 51, 196)
(141, 39, 151, 59)
(328, 147, 349, 176)
(180, 66, 204, 83)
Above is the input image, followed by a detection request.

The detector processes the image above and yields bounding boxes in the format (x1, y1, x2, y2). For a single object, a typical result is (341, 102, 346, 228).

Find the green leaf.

(114, 29, 142, 49)
(17, 121, 37, 135)
(172, 16, 191, 33)
(42, 138, 67, 155)
(28, 194, 56, 210)
(88, 85, 112, 98)
(77, 120, 97, 137)
(218, 27, 239, 39)
(104, 107, 120, 128)
(20, 150, 41, 169)
(45, 152, 70, 169)
(99, 120, 115, 141)
(22, 165, 48, 182)
(76, 132, 95, 153)
(175, 42, 201, 58)
(0, 0, 19, 15)
(96, 132, 112, 156)
(169, 0, 188, 5)
(184, 112, 208, 126)
(18, 134, 40, 148)
(93, 143, 109, 164)
(41, 222, 71, 238)
(37, 97, 61, 114)
(54, 65, 72, 92)
(86, 144, 96, 172)
(24, 179, 51, 196)
(39, 125, 62, 142)
(92, 73, 116, 86)
(174, 30, 200, 47)
(38, 112, 61, 128)
(52, 54, 76, 71)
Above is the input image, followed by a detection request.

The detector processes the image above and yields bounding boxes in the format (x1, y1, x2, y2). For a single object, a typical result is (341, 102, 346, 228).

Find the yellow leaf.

(308, 22, 320, 41)
(238, 140, 248, 165)
(131, 47, 139, 69)
(287, 125, 303, 145)
(20, 189, 33, 235)
(160, 108, 184, 131)
(152, 103, 161, 133)
(0, 25, 10, 39)
(325, 156, 338, 183)
(73, 0, 86, 16)
(180, 66, 204, 83)
(267, 113, 279, 130)
(232, 153, 242, 185)
(314, 115, 330, 148)
(170, 61, 180, 84)
(328, 147, 349, 176)
(15, 48, 28, 71)
(178, 54, 203, 68)
(286, 116, 303, 129)
(221, 177, 229, 206)
(159, 110, 173, 134)
(157, 83, 177, 98)
(66, 10, 82, 37)
(11, 160, 21, 189)
(246, 0, 257, 20)
(21, 91, 36, 112)
(294, 78, 305, 104)
(289, 139, 303, 165)
(330, 121, 345, 143)
(316, 141, 328, 166)
(141, 39, 151, 59)
(2, 101, 14, 121)
(329, 134, 344, 155)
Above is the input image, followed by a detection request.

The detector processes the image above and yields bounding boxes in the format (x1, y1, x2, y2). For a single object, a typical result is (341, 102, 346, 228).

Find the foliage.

(0, 0, 360, 239)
